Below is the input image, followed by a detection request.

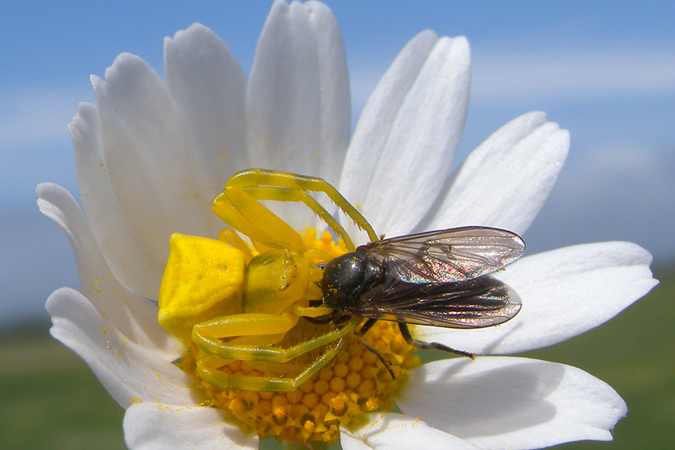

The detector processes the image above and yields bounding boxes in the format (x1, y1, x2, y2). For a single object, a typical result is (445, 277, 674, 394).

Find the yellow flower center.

(159, 229, 420, 445)
(186, 319, 418, 444)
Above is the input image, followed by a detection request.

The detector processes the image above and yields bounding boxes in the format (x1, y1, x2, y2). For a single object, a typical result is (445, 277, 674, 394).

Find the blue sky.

(1, 1, 674, 327)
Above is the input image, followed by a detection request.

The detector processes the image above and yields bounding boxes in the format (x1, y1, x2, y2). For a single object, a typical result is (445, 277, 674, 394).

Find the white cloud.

(0, 84, 93, 152)
(525, 142, 675, 262)
(347, 42, 675, 135)
(470, 44, 675, 104)
(556, 143, 674, 214)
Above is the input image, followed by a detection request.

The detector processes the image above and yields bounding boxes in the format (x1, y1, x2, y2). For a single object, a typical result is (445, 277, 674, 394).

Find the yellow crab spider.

(160, 169, 379, 392)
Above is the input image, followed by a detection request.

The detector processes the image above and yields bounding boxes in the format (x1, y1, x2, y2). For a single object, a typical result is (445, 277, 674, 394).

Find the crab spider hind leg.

(196, 334, 351, 392)
(192, 315, 362, 391)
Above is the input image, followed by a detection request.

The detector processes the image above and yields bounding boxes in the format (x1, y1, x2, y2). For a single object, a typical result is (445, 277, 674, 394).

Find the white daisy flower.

(37, 1, 657, 449)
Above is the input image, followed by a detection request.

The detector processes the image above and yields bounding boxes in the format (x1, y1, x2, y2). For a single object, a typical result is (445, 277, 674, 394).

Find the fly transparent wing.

(358, 226, 525, 283)
(349, 276, 521, 329)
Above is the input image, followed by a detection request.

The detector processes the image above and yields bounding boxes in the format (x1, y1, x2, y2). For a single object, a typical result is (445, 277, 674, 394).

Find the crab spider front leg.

(212, 185, 304, 252)
(226, 170, 376, 243)
(213, 169, 379, 251)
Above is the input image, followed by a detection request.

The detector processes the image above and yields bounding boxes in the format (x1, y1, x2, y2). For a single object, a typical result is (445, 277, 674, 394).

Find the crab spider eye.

(244, 249, 308, 314)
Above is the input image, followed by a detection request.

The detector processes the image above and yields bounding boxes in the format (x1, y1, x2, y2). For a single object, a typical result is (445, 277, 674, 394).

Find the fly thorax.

(321, 252, 385, 310)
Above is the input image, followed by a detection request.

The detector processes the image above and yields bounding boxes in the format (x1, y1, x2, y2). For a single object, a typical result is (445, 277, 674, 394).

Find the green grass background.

(2, 269, 673, 449)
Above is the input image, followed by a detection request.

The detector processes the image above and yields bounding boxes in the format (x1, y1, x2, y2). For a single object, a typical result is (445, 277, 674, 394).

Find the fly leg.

(398, 321, 476, 359)
(356, 318, 396, 379)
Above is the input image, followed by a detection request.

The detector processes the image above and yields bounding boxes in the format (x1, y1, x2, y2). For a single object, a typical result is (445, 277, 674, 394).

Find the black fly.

(318, 226, 525, 366)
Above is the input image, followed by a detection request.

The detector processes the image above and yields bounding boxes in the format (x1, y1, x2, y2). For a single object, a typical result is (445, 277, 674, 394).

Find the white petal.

(341, 412, 477, 450)
(341, 31, 471, 237)
(70, 102, 164, 300)
(414, 241, 657, 355)
(247, 0, 350, 183)
(93, 52, 222, 278)
(394, 357, 627, 450)
(420, 112, 569, 235)
(124, 403, 257, 450)
(342, 30, 439, 201)
(37, 182, 183, 358)
(47, 288, 198, 408)
(164, 23, 249, 181)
